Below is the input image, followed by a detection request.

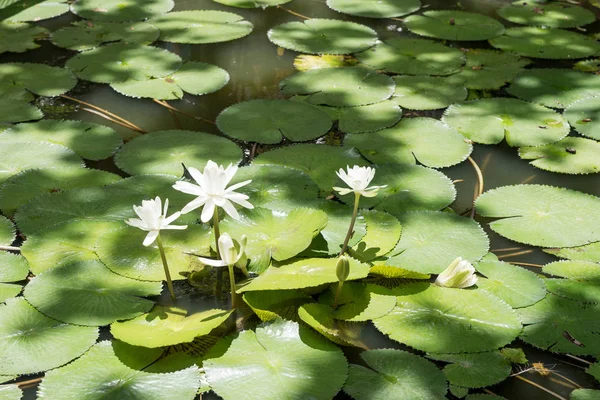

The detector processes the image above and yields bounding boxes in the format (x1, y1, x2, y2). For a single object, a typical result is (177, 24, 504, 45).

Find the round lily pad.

(0, 99, 42, 123)
(4, 0, 69, 22)
(497, 1, 595, 29)
(327, 0, 421, 18)
(374, 283, 522, 353)
(442, 98, 569, 147)
(71, 0, 174, 21)
(519, 136, 600, 175)
(51, 20, 160, 51)
(0, 62, 77, 97)
(216, 99, 332, 144)
(545, 242, 600, 263)
(0, 253, 29, 282)
(544, 260, 600, 281)
(66, 43, 182, 84)
(543, 260, 600, 303)
(321, 282, 397, 322)
(281, 67, 395, 107)
(0, 22, 48, 54)
(429, 351, 511, 389)
(355, 37, 464, 76)
(152, 10, 253, 44)
(392, 75, 467, 110)
(506, 68, 600, 109)
(571, 389, 600, 400)
(115, 130, 242, 176)
(0, 216, 15, 247)
(329, 100, 402, 134)
(489, 27, 600, 59)
(212, 0, 291, 7)
(404, 10, 505, 41)
(0, 297, 98, 375)
(383, 211, 489, 274)
(565, 96, 600, 140)
(297, 302, 365, 347)
(24, 260, 162, 326)
(0, 283, 21, 303)
(268, 18, 377, 55)
(475, 184, 600, 247)
(345, 117, 472, 168)
(37, 341, 201, 400)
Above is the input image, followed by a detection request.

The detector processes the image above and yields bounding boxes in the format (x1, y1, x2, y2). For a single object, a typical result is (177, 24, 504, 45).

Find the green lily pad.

(346, 117, 472, 168)
(111, 306, 231, 347)
(321, 282, 397, 322)
(545, 242, 600, 263)
(152, 10, 253, 44)
(0, 99, 42, 123)
(587, 363, 600, 381)
(574, 59, 600, 73)
(268, 18, 377, 55)
(391, 75, 467, 110)
(0, 253, 28, 282)
(518, 294, 600, 355)
(280, 67, 395, 107)
(565, 97, 600, 140)
(355, 37, 464, 76)
(216, 99, 332, 144)
(0, 384, 20, 399)
(571, 389, 600, 400)
(475, 260, 546, 308)
(71, 0, 174, 21)
(212, 0, 291, 7)
(204, 320, 348, 400)
(66, 43, 182, 84)
(489, 27, 600, 59)
(344, 349, 446, 400)
(242, 290, 312, 321)
(220, 207, 328, 273)
(500, 347, 528, 364)
(332, 100, 402, 134)
(519, 136, 600, 175)
(297, 302, 365, 347)
(429, 351, 511, 389)
(475, 184, 600, 247)
(543, 260, 600, 281)
(0, 284, 21, 303)
(238, 257, 370, 292)
(293, 54, 358, 71)
(0, 297, 98, 375)
(111, 61, 230, 100)
(115, 130, 242, 176)
(497, 1, 595, 29)
(374, 283, 522, 353)
(350, 210, 401, 262)
(3, 0, 69, 22)
(51, 20, 160, 51)
(0, 216, 14, 247)
(0, 167, 121, 216)
(24, 260, 162, 326)
(442, 98, 569, 147)
(0, 21, 47, 54)
(327, 0, 421, 18)
(0, 120, 122, 160)
(543, 260, 600, 303)
(383, 211, 489, 274)
(506, 69, 600, 109)
(37, 341, 201, 399)
(0, 62, 77, 97)
(404, 10, 505, 41)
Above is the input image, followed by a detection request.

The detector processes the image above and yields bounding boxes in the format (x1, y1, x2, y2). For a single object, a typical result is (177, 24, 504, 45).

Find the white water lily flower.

(173, 160, 253, 223)
(435, 257, 478, 289)
(333, 165, 387, 198)
(125, 197, 187, 246)
(198, 233, 247, 267)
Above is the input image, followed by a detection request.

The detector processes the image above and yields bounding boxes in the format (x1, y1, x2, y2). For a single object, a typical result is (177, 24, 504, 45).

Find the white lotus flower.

(198, 233, 247, 267)
(333, 165, 387, 198)
(125, 197, 187, 246)
(435, 257, 478, 289)
(173, 160, 253, 223)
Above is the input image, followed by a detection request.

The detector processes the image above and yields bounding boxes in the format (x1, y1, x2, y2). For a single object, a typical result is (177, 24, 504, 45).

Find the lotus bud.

(435, 257, 478, 289)
(336, 255, 350, 283)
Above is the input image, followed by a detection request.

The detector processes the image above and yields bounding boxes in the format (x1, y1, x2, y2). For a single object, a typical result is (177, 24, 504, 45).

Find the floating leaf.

(297, 302, 365, 346)
(392, 75, 467, 110)
(0, 62, 77, 97)
(0, 98, 42, 123)
(115, 130, 242, 176)
(212, 0, 291, 7)
(543, 260, 600, 303)
(500, 347, 528, 364)
(0, 384, 20, 399)
(475, 260, 546, 308)
(374, 283, 522, 353)
(294, 54, 357, 71)
(519, 136, 600, 175)
(429, 351, 511, 389)
(66, 43, 182, 84)
(0, 253, 28, 282)
(383, 211, 489, 274)
(71, 0, 174, 21)
(587, 363, 600, 381)
(571, 389, 600, 400)
(216, 99, 332, 144)
(497, 1, 595, 29)
(545, 242, 600, 263)
(442, 98, 569, 147)
(344, 349, 446, 400)
(321, 282, 397, 322)
(0, 216, 14, 247)
(565, 97, 600, 140)
(243, 290, 312, 322)
(543, 260, 600, 281)
(475, 184, 600, 247)
(38, 341, 201, 399)
(268, 18, 377, 55)
(350, 210, 401, 262)
(280, 67, 395, 107)
(238, 257, 370, 292)
(0, 22, 47, 54)
(404, 10, 505, 41)
(345, 117, 472, 168)
(0, 297, 98, 375)
(356, 37, 464, 76)
(332, 100, 402, 134)
(327, 0, 420, 18)
(0, 284, 21, 303)
(24, 260, 162, 326)
(152, 10, 253, 44)
(573, 59, 600, 73)
(3, 0, 69, 22)
(489, 27, 600, 59)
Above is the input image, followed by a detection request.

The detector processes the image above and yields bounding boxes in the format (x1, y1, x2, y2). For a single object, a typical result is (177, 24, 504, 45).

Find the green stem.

(332, 280, 344, 309)
(339, 192, 361, 257)
(227, 264, 237, 309)
(213, 208, 223, 299)
(156, 234, 176, 301)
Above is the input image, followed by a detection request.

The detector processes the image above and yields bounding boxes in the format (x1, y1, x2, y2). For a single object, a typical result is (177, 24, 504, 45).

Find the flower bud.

(435, 257, 478, 289)
(336, 256, 350, 283)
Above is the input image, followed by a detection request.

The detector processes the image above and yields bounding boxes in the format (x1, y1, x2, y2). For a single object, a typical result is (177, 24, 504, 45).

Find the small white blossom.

(435, 257, 478, 289)
(173, 160, 253, 223)
(125, 197, 187, 246)
(198, 233, 247, 267)
(333, 165, 387, 198)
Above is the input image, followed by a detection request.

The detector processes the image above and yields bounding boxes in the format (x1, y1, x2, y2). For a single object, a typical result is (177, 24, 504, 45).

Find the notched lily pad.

(326, 100, 402, 134)
(565, 96, 600, 140)
(0, 253, 29, 283)
(519, 136, 600, 175)
(497, 1, 595, 29)
(0, 62, 77, 97)
(243, 290, 312, 321)
(2, 0, 69, 22)
(392, 75, 467, 110)
(0, 216, 15, 247)
(429, 351, 511, 389)
(0, 22, 48, 54)
(543, 260, 600, 303)
(71, 0, 175, 22)
(327, 0, 421, 18)
(404, 10, 505, 41)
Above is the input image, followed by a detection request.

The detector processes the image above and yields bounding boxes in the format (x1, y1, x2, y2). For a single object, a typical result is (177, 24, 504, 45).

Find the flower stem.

(156, 234, 176, 301)
(332, 280, 344, 309)
(227, 264, 237, 309)
(339, 192, 361, 257)
(213, 208, 223, 299)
